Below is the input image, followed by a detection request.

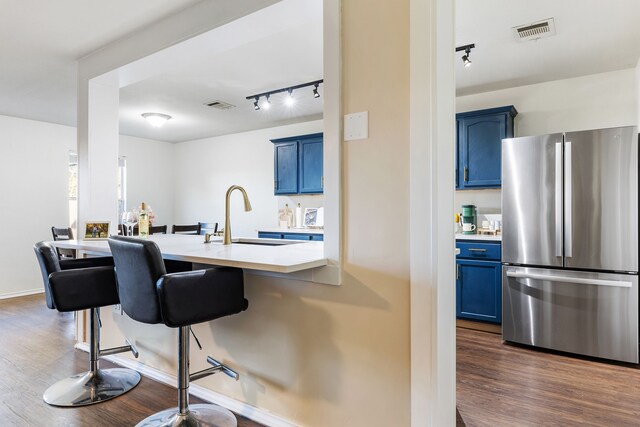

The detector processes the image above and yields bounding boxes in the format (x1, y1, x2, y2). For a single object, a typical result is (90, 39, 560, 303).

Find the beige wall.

(101, 1, 412, 426)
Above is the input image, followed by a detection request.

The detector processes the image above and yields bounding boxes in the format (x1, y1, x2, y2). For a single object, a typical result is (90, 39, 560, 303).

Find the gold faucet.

(223, 185, 252, 245)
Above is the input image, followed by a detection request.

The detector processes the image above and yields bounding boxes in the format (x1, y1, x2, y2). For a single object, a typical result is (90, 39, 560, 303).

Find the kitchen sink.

(232, 238, 302, 246)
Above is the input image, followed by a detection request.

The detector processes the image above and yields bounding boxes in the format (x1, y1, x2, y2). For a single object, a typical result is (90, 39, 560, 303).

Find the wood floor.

(457, 327, 640, 427)
(4, 294, 640, 427)
(0, 294, 263, 427)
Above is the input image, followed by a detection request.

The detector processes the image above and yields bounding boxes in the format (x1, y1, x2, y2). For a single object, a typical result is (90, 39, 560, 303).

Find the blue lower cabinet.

(456, 241, 502, 324)
(258, 232, 284, 239)
(259, 231, 323, 241)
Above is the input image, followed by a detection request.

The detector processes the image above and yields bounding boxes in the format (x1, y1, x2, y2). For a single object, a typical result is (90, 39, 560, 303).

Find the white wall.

(173, 120, 323, 236)
(0, 115, 75, 297)
(455, 68, 639, 214)
(119, 135, 176, 229)
(0, 113, 172, 298)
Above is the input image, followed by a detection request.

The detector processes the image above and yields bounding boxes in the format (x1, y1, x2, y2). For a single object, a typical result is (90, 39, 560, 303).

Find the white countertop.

(51, 234, 327, 274)
(456, 233, 502, 242)
(258, 227, 324, 235)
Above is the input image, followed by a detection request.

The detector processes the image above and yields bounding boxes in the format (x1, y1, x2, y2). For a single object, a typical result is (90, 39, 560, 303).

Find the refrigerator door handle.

(564, 140, 573, 258)
(555, 142, 563, 258)
(506, 270, 632, 288)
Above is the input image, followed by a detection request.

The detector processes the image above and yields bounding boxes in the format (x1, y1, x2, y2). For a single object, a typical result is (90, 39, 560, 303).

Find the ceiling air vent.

(512, 18, 556, 41)
(205, 100, 235, 110)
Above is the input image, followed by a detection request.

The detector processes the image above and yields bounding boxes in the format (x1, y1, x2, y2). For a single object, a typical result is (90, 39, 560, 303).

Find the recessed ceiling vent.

(512, 18, 556, 41)
(205, 100, 235, 110)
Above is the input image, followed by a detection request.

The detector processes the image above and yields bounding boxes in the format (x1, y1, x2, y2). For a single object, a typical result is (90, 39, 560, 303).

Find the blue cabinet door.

(456, 258, 502, 323)
(456, 106, 517, 189)
(274, 142, 298, 194)
(299, 136, 323, 193)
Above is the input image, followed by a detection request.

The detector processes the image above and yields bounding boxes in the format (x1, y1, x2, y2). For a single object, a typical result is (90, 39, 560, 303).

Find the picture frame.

(83, 221, 110, 240)
(304, 208, 319, 227)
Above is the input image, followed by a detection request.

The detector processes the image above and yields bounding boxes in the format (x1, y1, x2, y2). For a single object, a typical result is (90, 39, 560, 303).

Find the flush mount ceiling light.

(456, 43, 475, 68)
(246, 79, 323, 111)
(141, 112, 172, 127)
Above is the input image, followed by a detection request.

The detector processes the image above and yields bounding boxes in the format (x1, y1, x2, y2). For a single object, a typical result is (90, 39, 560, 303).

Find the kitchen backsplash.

(455, 188, 501, 218)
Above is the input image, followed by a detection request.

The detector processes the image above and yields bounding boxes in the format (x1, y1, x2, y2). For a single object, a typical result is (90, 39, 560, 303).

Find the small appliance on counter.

(460, 204, 477, 234)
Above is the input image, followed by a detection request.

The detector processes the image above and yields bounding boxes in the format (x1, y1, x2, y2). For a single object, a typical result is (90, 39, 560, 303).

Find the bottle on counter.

(139, 202, 149, 238)
(284, 204, 293, 228)
(295, 203, 303, 228)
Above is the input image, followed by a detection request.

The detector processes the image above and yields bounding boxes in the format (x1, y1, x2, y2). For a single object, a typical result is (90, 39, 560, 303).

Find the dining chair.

(197, 222, 218, 235)
(51, 227, 76, 259)
(171, 224, 199, 235)
(149, 225, 168, 235)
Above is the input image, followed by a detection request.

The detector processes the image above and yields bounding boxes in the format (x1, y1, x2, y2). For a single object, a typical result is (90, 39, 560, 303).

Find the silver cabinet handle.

(564, 140, 572, 258)
(506, 270, 631, 288)
(555, 142, 563, 257)
(468, 248, 487, 252)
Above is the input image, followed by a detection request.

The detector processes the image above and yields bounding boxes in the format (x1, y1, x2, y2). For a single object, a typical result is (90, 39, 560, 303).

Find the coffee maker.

(460, 204, 477, 234)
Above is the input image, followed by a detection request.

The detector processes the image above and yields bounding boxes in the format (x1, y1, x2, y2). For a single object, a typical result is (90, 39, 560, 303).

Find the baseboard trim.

(456, 319, 502, 334)
(0, 288, 44, 300)
(75, 342, 298, 427)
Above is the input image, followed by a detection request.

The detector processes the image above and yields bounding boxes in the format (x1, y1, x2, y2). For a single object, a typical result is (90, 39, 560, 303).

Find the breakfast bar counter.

(51, 234, 327, 273)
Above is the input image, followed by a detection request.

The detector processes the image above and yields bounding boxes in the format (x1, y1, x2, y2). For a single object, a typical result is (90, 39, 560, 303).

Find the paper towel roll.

(295, 204, 303, 228)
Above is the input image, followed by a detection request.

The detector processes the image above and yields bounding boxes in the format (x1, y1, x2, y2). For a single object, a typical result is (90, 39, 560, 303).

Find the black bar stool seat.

(33, 241, 141, 407)
(108, 236, 248, 427)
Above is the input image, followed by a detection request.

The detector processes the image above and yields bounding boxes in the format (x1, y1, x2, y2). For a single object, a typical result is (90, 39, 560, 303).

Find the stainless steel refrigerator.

(501, 126, 639, 363)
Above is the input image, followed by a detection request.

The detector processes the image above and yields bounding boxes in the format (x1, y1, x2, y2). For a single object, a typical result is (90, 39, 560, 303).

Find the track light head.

(285, 88, 295, 106)
(262, 94, 271, 110)
(253, 97, 260, 110)
(313, 84, 320, 98)
(456, 44, 475, 68)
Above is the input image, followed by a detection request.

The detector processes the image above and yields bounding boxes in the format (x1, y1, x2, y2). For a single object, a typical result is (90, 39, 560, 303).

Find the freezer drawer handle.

(468, 248, 487, 252)
(506, 271, 631, 288)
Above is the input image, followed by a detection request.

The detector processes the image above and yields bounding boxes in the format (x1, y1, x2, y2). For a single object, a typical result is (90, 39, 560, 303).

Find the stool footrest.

(100, 339, 139, 358)
(189, 357, 239, 382)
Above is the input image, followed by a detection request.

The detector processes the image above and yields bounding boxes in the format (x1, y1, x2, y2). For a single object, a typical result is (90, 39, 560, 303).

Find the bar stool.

(108, 236, 248, 427)
(33, 241, 141, 406)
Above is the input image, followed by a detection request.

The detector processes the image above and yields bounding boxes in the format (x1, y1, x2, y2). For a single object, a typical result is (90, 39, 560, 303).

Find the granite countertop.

(456, 233, 502, 242)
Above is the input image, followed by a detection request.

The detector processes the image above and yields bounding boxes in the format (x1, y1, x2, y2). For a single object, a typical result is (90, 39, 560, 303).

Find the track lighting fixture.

(246, 79, 323, 111)
(455, 43, 475, 68)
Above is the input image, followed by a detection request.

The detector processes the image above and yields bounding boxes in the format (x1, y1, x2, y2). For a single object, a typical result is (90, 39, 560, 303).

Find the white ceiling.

(456, 0, 640, 96)
(118, 0, 324, 143)
(1, 0, 639, 140)
(0, 0, 203, 127)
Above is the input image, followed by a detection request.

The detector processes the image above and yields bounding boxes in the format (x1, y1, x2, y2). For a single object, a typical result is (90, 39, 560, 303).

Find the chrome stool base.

(43, 367, 141, 407)
(135, 404, 237, 427)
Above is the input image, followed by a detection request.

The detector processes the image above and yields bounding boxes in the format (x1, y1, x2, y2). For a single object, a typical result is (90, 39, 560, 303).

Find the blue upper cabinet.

(274, 142, 298, 194)
(271, 133, 323, 195)
(456, 105, 517, 190)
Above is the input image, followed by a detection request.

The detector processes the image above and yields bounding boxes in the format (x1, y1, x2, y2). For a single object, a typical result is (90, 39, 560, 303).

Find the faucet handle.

(204, 233, 213, 243)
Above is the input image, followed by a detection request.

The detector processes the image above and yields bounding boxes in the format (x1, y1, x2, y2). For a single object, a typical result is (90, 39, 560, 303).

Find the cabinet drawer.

(456, 242, 501, 261)
(258, 232, 284, 239)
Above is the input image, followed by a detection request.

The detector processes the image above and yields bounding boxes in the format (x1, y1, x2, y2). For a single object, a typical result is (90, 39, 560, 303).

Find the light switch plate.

(344, 111, 369, 141)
